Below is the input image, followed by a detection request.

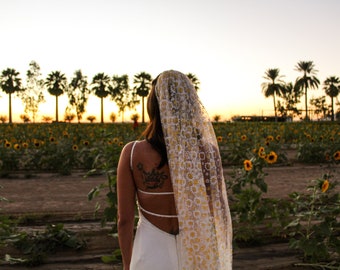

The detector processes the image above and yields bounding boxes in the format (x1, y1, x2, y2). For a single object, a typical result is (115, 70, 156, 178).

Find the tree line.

(262, 60, 340, 121)
(2, 60, 338, 123)
(0, 61, 200, 123)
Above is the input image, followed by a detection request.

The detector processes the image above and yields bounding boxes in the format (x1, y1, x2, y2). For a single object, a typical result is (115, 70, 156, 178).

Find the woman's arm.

(117, 143, 136, 270)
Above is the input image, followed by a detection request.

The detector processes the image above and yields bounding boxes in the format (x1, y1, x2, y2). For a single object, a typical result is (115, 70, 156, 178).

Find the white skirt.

(130, 213, 180, 270)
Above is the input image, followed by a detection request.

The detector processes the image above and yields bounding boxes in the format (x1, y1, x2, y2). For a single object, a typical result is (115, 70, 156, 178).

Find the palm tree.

(295, 61, 320, 120)
(0, 68, 22, 123)
(186, 73, 200, 91)
(68, 70, 90, 123)
(261, 68, 285, 121)
(45, 71, 67, 122)
(133, 72, 152, 123)
(91, 73, 111, 123)
(323, 76, 340, 121)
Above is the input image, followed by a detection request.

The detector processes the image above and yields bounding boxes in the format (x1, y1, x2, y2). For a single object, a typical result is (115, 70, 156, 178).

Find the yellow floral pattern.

(156, 70, 232, 269)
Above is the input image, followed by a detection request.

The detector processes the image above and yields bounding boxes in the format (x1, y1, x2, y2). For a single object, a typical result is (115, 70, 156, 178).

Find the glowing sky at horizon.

(1, 0, 340, 122)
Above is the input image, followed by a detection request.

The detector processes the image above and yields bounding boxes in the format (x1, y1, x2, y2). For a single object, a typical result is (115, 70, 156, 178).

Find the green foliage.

(3, 223, 86, 266)
(0, 123, 142, 175)
(87, 166, 118, 229)
(295, 123, 340, 163)
(87, 146, 121, 263)
(0, 187, 12, 250)
(285, 175, 340, 264)
(0, 122, 340, 175)
(298, 141, 340, 164)
(1, 176, 86, 266)
(2, 190, 86, 266)
(85, 129, 127, 228)
(0, 215, 18, 250)
(101, 248, 122, 263)
(0, 185, 7, 204)
(86, 127, 140, 263)
(226, 144, 290, 243)
(0, 141, 20, 175)
(39, 137, 79, 175)
(297, 142, 328, 163)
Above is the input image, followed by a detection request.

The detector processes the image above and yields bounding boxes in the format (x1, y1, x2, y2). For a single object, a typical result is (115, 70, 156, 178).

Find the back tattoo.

(137, 162, 168, 189)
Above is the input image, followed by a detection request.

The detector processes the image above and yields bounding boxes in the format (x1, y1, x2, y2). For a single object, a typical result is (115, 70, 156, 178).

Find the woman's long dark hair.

(142, 76, 168, 168)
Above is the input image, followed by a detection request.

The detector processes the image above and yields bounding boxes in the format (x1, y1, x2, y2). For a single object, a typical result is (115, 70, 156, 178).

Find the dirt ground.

(0, 156, 339, 269)
(2, 162, 338, 217)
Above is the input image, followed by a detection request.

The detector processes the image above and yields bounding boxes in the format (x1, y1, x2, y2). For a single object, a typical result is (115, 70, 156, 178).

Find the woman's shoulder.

(119, 141, 144, 167)
(120, 140, 157, 168)
(126, 140, 159, 160)
(121, 140, 149, 154)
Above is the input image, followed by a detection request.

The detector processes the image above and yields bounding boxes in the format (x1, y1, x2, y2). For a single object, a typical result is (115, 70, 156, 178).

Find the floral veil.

(155, 70, 232, 269)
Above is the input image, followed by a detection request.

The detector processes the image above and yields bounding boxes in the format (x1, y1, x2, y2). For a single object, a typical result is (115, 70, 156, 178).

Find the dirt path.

(1, 172, 107, 218)
(0, 163, 339, 269)
(2, 163, 337, 216)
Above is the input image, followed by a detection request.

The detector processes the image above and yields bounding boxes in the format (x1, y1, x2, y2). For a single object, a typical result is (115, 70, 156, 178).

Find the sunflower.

(243, 159, 253, 171)
(265, 151, 278, 164)
(266, 135, 274, 142)
(33, 140, 41, 148)
(217, 136, 223, 143)
(4, 141, 11, 148)
(321, 180, 329, 193)
(333, 151, 340, 161)
(258, 147, 266, 158)
(49, 136, 56, 143)
(275, 135, 281, 141)
(13, 143, 21, 150)
(241, 135, 247, 141)
(83, 140, 90, 146)
(22, 142, 29, 149)
(72, 145, 79, 151)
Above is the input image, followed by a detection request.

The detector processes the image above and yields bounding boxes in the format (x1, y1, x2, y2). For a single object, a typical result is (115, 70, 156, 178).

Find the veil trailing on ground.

(155, 70, 232, 269)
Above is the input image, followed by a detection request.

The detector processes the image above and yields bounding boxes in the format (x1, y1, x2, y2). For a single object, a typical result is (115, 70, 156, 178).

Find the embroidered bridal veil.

(155, 70, 232, 269)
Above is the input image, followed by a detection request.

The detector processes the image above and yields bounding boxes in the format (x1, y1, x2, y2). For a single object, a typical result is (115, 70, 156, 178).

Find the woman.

(117, 70, 232, 269)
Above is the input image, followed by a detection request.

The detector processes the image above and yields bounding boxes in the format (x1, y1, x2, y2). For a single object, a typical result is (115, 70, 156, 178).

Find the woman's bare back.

(130, 140, 179, 235)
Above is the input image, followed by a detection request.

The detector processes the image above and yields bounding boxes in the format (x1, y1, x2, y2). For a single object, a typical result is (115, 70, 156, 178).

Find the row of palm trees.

(262, 60, 340, 121)
(3, 60, 337, 123)
(0, 61, 200, 123)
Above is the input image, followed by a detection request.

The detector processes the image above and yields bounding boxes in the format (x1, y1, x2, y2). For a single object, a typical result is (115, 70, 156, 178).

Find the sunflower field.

(0, 123, 141, 176)
(1, 121, 339, 266)
(1, 121, 340, 175)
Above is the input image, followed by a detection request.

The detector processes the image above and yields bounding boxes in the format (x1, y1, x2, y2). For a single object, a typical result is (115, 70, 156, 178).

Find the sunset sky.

(1, 0, 340, 122)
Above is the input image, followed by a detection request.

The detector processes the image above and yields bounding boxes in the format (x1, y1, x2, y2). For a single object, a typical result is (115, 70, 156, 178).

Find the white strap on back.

(139, 204, 178, 218)
(138, 189, 174, 195)
(130, 141, 138, 171)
